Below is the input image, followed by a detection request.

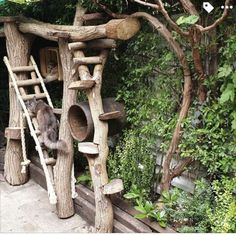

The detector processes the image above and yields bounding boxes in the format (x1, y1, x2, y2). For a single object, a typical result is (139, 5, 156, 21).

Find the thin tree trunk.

(4, 22, 32, 185)
(132, 13, 192, 192)
(54, 38, 77, 218)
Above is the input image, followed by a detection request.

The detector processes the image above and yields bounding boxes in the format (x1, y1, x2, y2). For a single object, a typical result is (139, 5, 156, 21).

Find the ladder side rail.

(3, 56, 57, 204)
(30, 56, 54, 108)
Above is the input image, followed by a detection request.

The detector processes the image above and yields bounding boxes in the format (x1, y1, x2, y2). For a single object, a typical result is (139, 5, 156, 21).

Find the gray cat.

(26, 97, 68, 153)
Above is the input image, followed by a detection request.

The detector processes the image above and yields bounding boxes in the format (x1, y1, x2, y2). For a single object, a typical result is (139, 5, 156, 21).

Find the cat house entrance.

(39, 47, 63, 81)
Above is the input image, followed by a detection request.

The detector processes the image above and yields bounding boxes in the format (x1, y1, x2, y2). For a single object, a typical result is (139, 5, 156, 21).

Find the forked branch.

(199, 0, 231, 32)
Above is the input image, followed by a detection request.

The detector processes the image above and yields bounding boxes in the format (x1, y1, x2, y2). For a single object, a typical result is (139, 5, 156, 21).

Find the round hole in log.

(68, 98, 126, 142)
(68, 102, 94, 142)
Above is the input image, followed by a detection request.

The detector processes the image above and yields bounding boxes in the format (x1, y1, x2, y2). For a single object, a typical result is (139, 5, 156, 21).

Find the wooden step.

(22, 93, 47, 101)
(44, 158, 56, 166)
(102, 179, 124, 195)
(78, 142, 99, 155)
(12, 65, 35, 73)
(10, 79, 41, 87)
(99, 111, 122, 121)
(68, 39, 116, 51)
(73, 56, 102, 65)
(53, 108, 62, 115)
(5, 127, 22, 140)
(68, 80, 95, 90)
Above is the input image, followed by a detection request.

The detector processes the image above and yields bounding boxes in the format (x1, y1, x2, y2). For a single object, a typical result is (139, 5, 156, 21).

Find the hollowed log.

(68, 98, 126, 141)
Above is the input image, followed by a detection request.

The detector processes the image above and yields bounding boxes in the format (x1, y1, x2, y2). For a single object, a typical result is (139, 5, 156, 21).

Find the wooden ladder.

(4, 55, 57, 204)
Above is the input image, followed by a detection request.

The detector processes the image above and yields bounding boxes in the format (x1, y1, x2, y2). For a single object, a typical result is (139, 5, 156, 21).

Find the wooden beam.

(0, 16, 17, 23)
(82, 13, 104, 21)
(106, 18, 141, 40)
(68, 39, 116, 50)
(73, 56, 103, 65)
(18, 18, 140, 41)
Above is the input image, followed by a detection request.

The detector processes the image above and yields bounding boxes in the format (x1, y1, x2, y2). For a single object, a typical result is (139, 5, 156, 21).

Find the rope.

(20, 112, 30, 174)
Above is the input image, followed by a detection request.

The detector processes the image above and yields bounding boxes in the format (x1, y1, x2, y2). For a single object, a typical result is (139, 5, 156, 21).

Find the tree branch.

(133, 0, 159, 9)
(92, 0, 128, 18)
(199, 0, 231, 32)
(132, 12, 192, 192)
(157, 0, 189, 36)
(171, 157, 193, 179)
(178, 0, 199, 16)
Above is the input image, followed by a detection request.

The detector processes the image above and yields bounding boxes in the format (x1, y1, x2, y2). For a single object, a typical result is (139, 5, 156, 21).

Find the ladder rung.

(73, 56, 102, 65)
(22, 93, 47, 101)
(44, 158, 56, 166)
(99, 111, 122, 121)
(10, 79, 41, 87)
(53, 108, 62, 115)
(69, 80, 95, 90)
(12, 66, 35, 73)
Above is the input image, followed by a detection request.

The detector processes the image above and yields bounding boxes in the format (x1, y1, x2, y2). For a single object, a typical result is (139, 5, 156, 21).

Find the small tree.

(92, 0, 232, 192)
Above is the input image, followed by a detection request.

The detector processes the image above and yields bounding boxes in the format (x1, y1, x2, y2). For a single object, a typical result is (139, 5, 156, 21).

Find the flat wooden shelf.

(99, 111, 122, 121)
(69, 80, 95, 90)
(78, 142, 99, 155)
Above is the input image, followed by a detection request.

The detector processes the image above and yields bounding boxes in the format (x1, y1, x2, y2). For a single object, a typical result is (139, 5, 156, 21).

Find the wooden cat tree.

(1, 5, 140, 233)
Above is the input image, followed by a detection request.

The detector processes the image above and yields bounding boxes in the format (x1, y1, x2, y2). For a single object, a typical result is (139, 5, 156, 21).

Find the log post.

(4, 21, 33, 185)
(85, 51, 114, 232)
(53, 38, 77, 218)
(73, 5, 114, 232)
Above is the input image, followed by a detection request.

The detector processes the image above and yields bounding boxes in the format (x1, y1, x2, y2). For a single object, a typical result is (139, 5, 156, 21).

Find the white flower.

(138, 163, 144, 170)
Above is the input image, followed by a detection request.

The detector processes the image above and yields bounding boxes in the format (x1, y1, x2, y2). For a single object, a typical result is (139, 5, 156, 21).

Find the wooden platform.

(29, 154, 176, 233)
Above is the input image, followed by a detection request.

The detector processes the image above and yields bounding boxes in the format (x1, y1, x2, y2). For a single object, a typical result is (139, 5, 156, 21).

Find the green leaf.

(77, 174, 91, 183)
(231, 112, 236, 130)
(159, 221, 167, 228)
(134, 205, 147, 214)
(176, 15, 199, 25)
(124, 192, 139, 199)
(134, 213, 147, 219)
(219, 83, 235, 103)
(218, 65, 233, 78)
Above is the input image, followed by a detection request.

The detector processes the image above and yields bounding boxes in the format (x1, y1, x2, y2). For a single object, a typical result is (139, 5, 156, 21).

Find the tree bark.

(190, 27, 206, 103)
(4, 22, 32, 185)
(54, 38, 77, 218)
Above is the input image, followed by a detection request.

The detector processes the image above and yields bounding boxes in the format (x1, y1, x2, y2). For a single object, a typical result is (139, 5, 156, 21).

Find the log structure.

(1, 6, 140, 231)
(4, 20, 32, 185)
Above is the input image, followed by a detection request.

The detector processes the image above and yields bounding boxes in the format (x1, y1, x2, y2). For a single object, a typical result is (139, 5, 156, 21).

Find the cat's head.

(25, 96, 38, 113)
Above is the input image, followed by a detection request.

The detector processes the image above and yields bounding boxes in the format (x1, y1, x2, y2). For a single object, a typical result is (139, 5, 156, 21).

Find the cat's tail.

(42, 132, 68, 154)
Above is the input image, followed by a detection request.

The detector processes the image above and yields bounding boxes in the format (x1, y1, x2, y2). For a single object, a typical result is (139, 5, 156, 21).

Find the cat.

(25, 97, 68, 153)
